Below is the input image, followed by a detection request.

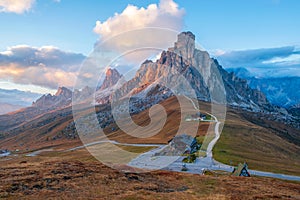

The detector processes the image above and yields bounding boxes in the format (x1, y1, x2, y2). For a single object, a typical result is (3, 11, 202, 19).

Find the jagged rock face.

(219, 66, 272, 110)
(226, 68, 300, 108)
(33, 87, 72, 109)
(55, 87, 73, 99)
(95, 31, 274, 112)
(172, 31, 195, 60)
(288, 104, 300, 118)
(73, 86, 94, 102)
(99, 68, 123, 90)
(171, 32, 272, 111)
(248, 77, 300, 108)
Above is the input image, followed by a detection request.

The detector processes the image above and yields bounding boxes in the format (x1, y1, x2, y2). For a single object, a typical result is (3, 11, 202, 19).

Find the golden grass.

(214, 109, 300, 176)
(115, 145, 156, 153)
(0, 148, 299, 199)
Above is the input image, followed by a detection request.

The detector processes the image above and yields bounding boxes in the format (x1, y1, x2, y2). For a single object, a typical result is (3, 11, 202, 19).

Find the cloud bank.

(1, 0, 185, 92)
(0, 0, 35, 14)
(0, 45, 86, 89)
(94, 0, 184, 39)
(215, 46, 300, 77)
(92, 0, 185, 64)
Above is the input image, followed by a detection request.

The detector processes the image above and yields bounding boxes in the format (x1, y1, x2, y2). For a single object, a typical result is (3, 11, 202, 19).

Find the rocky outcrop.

(288, 104, 300, 118)
(73, 86, 94, 103)
(101, 31, 274, 112)
(99, 68, 123, 90)
(55, 86, 72, 99)
(219, 65, 273, 111)
(170, 31, 195, 60)
(227, 68, 300, 108)
(32, 87, 72, 109)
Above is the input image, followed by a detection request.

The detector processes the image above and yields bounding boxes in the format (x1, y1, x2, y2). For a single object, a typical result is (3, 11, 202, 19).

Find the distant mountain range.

(30, 32, 275, 114)
(0, 103, 23, 115)
(91, 32, 274, 113)
(1, 31, 299, 134)
(226, 68, 300, 108)
(0, 31, 299, 152)
(3, 32, 294, 116)
(32, 86, 73, 109)
(0, 88, 41, 106)
(0, 89, 42, 114)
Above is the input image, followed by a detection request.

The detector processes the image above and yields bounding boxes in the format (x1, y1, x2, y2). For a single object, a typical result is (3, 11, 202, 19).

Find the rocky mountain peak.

(105, 68, 114, 76)
(55, 87, 72, 97)
(99, 68, 123, 90)
(33, 87, 72, 109)
(170, 31, 195, 60)
(93, 31, 275, 112)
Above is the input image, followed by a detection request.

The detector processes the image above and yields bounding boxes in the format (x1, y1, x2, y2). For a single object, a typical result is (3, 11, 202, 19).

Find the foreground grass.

(0, 149, 299, 200)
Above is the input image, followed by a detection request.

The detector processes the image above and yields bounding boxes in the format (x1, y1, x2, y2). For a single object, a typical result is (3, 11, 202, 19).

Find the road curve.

(66, 140, 162, 152)
(184, 96, 300, 182)
(206, 121, 220, 158)
(65, 96, 300, 181)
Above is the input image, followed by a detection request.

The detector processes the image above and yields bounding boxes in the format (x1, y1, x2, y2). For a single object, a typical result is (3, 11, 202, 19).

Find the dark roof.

(232, 163, 250, 177)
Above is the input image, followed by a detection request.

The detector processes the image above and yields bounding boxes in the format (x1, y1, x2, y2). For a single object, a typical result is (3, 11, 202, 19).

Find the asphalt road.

(15, 95, 299, 181)
(128, 96, 300, 181)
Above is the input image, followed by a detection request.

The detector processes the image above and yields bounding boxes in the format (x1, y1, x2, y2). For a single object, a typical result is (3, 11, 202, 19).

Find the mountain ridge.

(32, 86, 73, 109)
(227, 67, 300, 108)
(0, 103, 24, 115)
(1, 31, 299, 134)
(93, 31, 274, 113)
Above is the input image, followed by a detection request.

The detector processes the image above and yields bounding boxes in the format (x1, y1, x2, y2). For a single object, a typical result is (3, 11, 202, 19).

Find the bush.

(182, 153, 197, 163)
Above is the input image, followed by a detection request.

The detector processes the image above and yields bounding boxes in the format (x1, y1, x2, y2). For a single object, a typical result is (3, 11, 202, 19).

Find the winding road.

(66, 140, 162, 152)
(6, 95, 298, 181)
(189, 96, 300, 181)
(129, 96, 300, 181)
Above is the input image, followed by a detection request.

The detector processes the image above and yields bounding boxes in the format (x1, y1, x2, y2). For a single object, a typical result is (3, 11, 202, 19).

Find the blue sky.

(0, 0, 299, 96)
(180, 0, 300, 51)
(1, 0, 299, 54)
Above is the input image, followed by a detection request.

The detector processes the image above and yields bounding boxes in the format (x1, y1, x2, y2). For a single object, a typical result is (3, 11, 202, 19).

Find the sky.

(0, 0, 299, 98)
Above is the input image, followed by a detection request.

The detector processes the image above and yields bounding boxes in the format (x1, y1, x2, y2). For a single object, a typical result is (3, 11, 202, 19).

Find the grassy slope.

(214, 108, 300, 176)
(0, 96, 299, 176)
(0, 96, 210, 150)
(107, 96, 211, 144)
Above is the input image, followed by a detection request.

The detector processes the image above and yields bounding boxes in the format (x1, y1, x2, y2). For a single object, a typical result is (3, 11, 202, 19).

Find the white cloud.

(94, 0, 184, 38)
(93, 0, 185, 63)
(0, 45, 85, 71)
(0, 45, 85, 89)
(215, 46, 300, 77)
(262, 54, 300, 65)
(210, 49, 226, 56)
(0, 63, 78, 89)
(0, 0, 35, 14)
